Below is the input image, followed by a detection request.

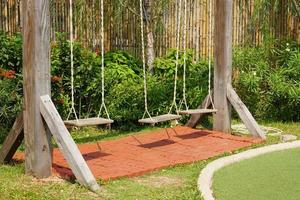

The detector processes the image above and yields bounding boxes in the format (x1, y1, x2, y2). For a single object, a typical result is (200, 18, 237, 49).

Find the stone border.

(198, 140, 300, 200)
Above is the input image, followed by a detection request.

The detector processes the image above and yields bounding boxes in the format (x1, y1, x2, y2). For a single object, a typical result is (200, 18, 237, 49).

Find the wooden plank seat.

(178, 109, 217, 115)
(138, 114, 181, 125)
(64, 117, 114, 127)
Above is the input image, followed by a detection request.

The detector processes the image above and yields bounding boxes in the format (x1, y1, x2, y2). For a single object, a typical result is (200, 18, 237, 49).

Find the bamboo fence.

(0, 0, 299, 59)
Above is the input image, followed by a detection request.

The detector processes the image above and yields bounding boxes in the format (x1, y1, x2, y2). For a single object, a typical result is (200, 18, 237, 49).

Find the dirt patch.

(136, 175, 183, 188)
(32, 176, 66, 184)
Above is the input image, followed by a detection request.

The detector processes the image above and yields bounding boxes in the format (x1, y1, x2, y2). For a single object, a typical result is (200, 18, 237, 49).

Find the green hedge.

(0, 32, 299, 142)
(233, 40, 300, 121)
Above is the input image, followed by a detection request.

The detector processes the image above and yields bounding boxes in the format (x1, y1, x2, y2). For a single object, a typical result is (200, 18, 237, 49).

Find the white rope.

(140, 0, 152, 120)
(67, 0, 79, 121)
(168, 0, 182, 115)
(180, 0, 188, 111)
(205, 0, 215, 109)
(97, 0, 111, 119)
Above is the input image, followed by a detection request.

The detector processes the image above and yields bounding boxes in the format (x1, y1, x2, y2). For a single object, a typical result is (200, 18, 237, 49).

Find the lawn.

(0, 121, 298, 200)
(213, 148, 300, 200)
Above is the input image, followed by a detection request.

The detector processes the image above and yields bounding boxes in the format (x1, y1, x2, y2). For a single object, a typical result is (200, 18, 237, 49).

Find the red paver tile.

(13, 126, 262, 181)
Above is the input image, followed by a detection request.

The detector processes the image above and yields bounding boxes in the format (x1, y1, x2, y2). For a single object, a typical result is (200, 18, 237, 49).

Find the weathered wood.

(213, 0, 233, 133)
(185, 92, 212, 128)
(179, 109, 217, 115)
(138, 114, 181, 125)
(227, 86, 266, 139)
(0, 113, 24, 164)
(40, 95, 100, 191)
(64, 117, 114, 127)
(22, 0, 52, 178)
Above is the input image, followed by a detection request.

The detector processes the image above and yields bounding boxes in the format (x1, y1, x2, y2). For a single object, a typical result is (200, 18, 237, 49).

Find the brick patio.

(14, 126, 262, 181)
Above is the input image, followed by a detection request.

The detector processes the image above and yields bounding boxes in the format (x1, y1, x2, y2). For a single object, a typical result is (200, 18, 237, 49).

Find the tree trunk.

(144, 0, 155, 74)
(146, 26, 155, 74)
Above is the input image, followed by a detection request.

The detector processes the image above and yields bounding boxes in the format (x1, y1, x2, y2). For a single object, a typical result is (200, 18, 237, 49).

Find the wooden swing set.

(0, 0, 266, 192)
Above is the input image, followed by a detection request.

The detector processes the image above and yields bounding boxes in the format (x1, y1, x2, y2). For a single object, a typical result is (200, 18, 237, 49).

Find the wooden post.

(0, 113, 24, 164)
(213, 0, 233, 133)
(187, 0, 265, 139)
(22, 0, 52, 178)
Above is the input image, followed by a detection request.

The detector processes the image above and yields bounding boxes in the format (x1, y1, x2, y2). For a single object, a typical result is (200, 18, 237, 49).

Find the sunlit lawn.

(0, 121, 298, 200)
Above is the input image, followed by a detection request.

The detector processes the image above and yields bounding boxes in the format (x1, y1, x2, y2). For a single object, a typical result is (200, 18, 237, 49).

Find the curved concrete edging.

(198, 140, 300, 200)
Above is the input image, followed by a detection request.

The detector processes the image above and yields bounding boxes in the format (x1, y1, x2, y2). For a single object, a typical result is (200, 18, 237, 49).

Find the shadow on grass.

(71, 122, 164, 144)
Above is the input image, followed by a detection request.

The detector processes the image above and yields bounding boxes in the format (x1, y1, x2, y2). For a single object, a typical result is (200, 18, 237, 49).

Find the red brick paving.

(14, 126, 262, 181)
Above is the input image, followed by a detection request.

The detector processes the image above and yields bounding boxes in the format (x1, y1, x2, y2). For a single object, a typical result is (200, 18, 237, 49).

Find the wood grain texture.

(0, 113, 24, 164)
(40, 95, 100, 192)
(138, 114, 181, 125)
(227, 86, 266, 139)
(64, 117, 114, 127)
(179, 109, 217, 115)
(22, 0, 52, 178)
(185, 92, 212, 128)
(213, 0, 233, 133)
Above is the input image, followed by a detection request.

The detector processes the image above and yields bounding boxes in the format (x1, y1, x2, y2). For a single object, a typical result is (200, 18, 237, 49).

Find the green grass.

(213, 148, 300, 200)
(262, 121, 300, 137)
(0, 159, 208, 200)
(0, 121, 298, 199)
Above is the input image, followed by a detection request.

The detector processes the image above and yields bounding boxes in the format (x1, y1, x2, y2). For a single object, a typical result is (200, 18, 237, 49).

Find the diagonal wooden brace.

(0, 113, 24, 164)
(227, 85, 266, 139)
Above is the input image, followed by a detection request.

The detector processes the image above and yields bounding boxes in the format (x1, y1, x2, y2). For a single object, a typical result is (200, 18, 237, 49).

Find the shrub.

(0, 32, 299, 142)
(233, 40, 300, 121)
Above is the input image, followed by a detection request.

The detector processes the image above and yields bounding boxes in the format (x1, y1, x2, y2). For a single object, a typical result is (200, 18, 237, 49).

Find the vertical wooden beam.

(213, 0, 233, 133)
(22, 0, 52, 178)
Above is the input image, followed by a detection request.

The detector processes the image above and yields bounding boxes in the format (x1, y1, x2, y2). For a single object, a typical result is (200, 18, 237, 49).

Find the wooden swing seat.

(178, 108, 217, 115)
(138, 114, 181, 125)
(64, 117, 114, 127)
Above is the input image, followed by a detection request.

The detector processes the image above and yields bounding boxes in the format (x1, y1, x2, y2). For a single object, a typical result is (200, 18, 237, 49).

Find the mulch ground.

(14, 126, 262, 181)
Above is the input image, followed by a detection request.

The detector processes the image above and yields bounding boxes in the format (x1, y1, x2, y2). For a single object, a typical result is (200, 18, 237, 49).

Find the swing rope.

(67, 0, 79, 121)
(180, 0, 188, 111)
(140, 0, 152, 120)
(205, 0, 215, 109)
(180, 0, 215, 111)
(97, 0, 111, 119)
(168, 0, 182, 115)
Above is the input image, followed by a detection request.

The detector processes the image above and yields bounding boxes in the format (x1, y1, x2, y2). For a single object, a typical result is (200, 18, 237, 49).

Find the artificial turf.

(213, 148, 300, 200)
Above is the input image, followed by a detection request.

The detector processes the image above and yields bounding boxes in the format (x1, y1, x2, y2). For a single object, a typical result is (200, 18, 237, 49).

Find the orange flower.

(0, 68, 16, 79)
(51, 75, 62, 82)
(95, 48, 100, 56)
(59, 98, 65, 104)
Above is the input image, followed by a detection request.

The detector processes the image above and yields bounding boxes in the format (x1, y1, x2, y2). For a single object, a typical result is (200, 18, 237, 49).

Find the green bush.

(0, 31, 22, 73)
(0, 31, 299, 143)
(233, 39, 300, 121)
